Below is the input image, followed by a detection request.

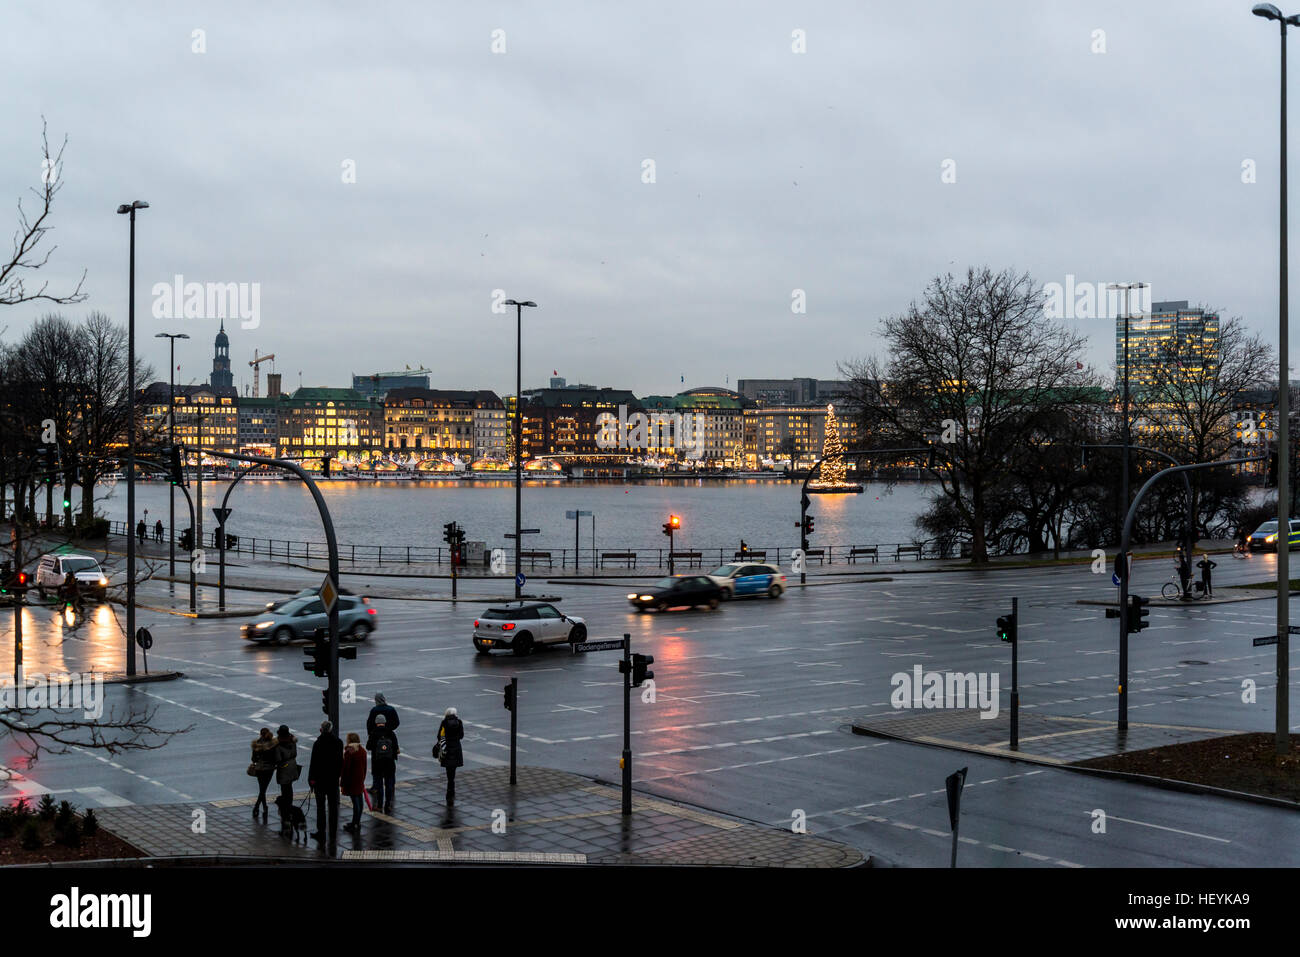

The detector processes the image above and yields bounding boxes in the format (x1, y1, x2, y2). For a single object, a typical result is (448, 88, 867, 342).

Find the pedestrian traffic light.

(1128, 594, 1150, 634)
(168, 445, 185, 485)
(443, 521, 456, 545)
(64, 450, 79, 485)
(321, 455, 331, 479)
(321, 690, 329, 715)
(996, 611, 1016, 643)
(303, 630, 330, 678)
(504, 682, 516, 712)
(631, 653, 654, 687)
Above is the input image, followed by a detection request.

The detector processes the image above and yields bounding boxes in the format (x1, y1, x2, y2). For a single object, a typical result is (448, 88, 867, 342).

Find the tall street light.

(1254, 1, 1299, 756)
(504, 298, 536, 599)
(155, 333, 188, 580)
(117, 200, 148, 676)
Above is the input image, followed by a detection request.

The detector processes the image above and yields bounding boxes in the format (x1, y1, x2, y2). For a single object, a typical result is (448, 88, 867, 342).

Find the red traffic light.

(670, 515, 680, 528)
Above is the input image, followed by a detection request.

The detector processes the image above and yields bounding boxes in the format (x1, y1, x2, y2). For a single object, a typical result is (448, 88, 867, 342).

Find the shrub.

(0, 808, 15, 839)
(55, 800, 75, 829)
(12, 797, 32, 820)
(81, 808, 98, 836)
(19, 820, 42, 850)
(53, 818, 81, 848)
(37, 795, 56, 822)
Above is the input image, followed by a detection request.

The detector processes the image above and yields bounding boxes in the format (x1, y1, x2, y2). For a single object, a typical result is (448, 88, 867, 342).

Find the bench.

(803, 548, 825, 564)
(600, 551, 638, 569)
(848, 547, 878, 564)
(734, 551, 767, 562)
(670, 551, 703, 568)
(519, 550, 553, 568)
(895, 544, 923, 561)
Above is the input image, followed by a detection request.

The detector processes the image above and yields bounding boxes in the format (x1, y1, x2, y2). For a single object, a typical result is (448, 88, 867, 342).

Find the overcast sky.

(1, 0, 1293, 398)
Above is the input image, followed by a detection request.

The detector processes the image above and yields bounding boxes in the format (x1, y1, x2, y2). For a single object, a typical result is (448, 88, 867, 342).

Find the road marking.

(1100, 814, 1231, 843)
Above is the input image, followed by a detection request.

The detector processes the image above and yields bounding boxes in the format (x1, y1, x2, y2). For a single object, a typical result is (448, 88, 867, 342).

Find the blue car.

(706, 563, 787, 600)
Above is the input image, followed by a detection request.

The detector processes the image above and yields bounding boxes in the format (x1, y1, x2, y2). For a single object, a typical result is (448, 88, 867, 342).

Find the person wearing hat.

(366, 693, 400, 796)
(274, 725, 299, 805)
(366, 713, 399, 814)
(308, 719, 343, 847)
(435, 707, 465, 805)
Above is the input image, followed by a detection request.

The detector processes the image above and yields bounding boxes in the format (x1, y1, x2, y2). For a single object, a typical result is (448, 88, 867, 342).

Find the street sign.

(571, 638, 625, 654)
(1254, 635, 1278, 646)
(134, 627, 153, 650)
(213, 507, 232, 525)
(319, 574, 339, 613)
(515, 573, 526, 588)
(520, 528, 540, 534)
(565, 510, 593, 519)
(1111, 572, 1121, 587)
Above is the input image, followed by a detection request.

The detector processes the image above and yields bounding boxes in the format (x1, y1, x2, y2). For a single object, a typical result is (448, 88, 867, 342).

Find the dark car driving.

(628, 575, 724, 612)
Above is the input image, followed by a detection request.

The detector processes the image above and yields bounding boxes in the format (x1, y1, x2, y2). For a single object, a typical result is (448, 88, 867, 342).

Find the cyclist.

(1234, 528, 1248, 555)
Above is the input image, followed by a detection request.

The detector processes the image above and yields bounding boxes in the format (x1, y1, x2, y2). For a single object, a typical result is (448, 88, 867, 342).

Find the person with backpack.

(366, 693, 400, 797)
(340, 732, 367, 833)
(367, 713, 398, 814)
(435, 707, 465, 806)
(274, 725, 300, 805)
(308, 719, 343, 847)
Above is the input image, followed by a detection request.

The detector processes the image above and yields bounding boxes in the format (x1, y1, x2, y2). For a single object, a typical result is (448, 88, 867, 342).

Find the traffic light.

(303, 629, 330, 678)
(64, 449, 79, 485)
(631, 653, 654, 687)
(321, 455, 331, 478)
(670, 515, 680, 530)
(803, 514, 815, 535)
(662, 521, 672, 536)
(443, 521, 457, 545)
(1268, 449, 1279, 488)
(321, 690, 329, 715)
(1128, 594, 1150, 634)
(168, 445, 185, 485)
(996, 612, 1016, 643)
(504, 682, 516, 712)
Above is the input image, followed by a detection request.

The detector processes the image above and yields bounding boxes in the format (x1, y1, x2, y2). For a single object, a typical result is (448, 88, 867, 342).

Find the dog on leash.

(274, 794, 307, 842)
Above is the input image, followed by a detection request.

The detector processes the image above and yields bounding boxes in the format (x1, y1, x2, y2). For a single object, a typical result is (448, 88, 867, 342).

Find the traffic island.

(89, 766, 863, 867)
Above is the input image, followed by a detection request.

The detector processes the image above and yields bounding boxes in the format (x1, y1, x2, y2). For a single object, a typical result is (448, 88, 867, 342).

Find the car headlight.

(627, 593, 638, 599)
(1266, 534, 1277, 543)
(253, 620, 275, 629)
(638, 595, 654, 601)
(98, 577, 108, 586)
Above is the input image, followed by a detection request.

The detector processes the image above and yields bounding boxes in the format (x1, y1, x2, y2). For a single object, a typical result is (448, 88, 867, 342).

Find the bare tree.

(841, 267, 1096, 562)
(1, 120, 87, 309)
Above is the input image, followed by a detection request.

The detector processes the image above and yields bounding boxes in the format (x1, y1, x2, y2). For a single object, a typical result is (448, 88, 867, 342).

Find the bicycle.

(1161, 579, 1211, 601)
(1232, 542, 1249, 559)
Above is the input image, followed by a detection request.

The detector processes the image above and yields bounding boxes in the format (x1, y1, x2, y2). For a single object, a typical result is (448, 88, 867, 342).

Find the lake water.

(87, 478, 935, 554)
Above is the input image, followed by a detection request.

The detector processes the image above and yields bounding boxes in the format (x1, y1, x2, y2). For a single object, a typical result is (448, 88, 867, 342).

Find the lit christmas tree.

(814, 404, 847, 487)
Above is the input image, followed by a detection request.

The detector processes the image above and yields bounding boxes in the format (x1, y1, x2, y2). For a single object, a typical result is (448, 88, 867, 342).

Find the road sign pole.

(510, 676, 518, 786)
(1010, 596, 1019, 751)
(946, 767, 967, 868)
(622, 632, 632, 816)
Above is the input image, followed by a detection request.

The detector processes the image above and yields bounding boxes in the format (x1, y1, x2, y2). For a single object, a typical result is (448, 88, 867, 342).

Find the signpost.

(1253, 626, 1299, 647)
(505, 529, 541, 598)
(318, 573, 339, 613)
(134, 627, 153, 673)
(946, 767, 968, 868)
(570, 638, 625, 654)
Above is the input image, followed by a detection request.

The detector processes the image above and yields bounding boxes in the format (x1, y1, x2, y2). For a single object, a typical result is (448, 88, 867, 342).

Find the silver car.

(472, 601, 587, 656)
(241, 595, 378, 644)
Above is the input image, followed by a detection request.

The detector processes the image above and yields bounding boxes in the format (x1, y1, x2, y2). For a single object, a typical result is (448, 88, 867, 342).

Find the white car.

(473, 601, 587, 656)
(35, 553, 109, 599)
(706, 563, 787, 600)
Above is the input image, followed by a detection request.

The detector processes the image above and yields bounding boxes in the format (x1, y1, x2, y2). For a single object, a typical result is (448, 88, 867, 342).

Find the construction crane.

(249, 350, 276, 397)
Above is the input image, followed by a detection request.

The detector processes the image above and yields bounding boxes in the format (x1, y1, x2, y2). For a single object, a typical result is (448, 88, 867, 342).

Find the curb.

(849, 722, 1300, 811)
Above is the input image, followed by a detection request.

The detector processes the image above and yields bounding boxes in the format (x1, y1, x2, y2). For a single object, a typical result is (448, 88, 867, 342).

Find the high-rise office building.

(1116, 300, 1219, 390)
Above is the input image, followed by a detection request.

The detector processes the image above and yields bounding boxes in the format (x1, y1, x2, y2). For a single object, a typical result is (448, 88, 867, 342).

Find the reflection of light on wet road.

(0, 601, 126, 675)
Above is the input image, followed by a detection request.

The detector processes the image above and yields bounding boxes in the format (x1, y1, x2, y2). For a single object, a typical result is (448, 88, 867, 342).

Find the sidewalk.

(93, 766, 865, 866)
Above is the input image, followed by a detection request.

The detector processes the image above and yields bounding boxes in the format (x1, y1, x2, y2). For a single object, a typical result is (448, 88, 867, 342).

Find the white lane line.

(1100, 814, 1231, 843)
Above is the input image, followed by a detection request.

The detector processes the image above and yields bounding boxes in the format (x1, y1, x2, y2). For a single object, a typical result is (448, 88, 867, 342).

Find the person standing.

(1175, 545, 1192, 600)
(366, 693, 400, 795)
(274, 725, 299, 805)
(340, 732, 367, 833)
(154, 518, 164, 543)
(367, 714, 398, 814)
(308, 719, 343, 847)
(136, 519, 147, 544)
(1197, 552, 1217, 598)
(436, 707, 465, 806)
(250, 727, 278, 822)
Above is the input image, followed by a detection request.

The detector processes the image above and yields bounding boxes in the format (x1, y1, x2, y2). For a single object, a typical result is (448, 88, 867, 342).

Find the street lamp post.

(504, 298, 536, 599)
(1254, 2, 1299, 755)
(117, 200, 148, 677)
(155, 333, 189, 580)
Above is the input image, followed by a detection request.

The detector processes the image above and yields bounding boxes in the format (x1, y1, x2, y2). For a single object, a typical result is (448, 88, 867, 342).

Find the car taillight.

(502, 623, 515, 631)
(367, 607, 377, 615)
(474, 620, 479, 628)
(780, 575, 786, 582)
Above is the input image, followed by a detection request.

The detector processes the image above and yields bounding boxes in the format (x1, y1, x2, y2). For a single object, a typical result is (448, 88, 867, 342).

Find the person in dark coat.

(340, 732, 367, 833)
(154, 519, 164, 543)
(308, 719, 343, 846)
(436, 707, 465, 805)
(136, 519, 147, 543)
(1175, 545, 1192, 600)
(1197, 552, 1217, 597)
(274, 725, 299, 805)
(366, 714, 398, 814)
(250, 727, 278, 822)
(366, 693, 400, 795)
